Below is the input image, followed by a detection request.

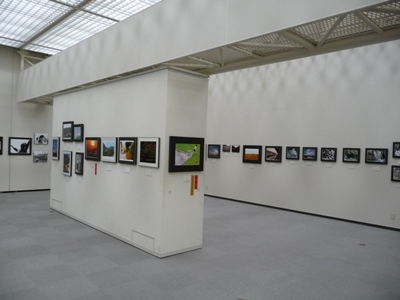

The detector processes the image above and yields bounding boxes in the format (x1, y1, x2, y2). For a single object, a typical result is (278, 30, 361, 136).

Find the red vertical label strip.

(194, 175, 198, 190)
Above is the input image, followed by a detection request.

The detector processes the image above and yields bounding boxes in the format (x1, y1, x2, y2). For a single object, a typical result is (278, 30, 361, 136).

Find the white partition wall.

(50, 68, 208, 257)
(206, 40, 400, 229)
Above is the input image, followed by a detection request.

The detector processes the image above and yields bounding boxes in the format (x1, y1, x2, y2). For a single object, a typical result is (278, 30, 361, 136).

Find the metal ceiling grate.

(292, 17, 341, 43)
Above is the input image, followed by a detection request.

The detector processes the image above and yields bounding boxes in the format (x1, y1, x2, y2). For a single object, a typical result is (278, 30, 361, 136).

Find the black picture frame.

(52, 137, 60, 160)
(138, 137, 160, 168)
(222, 144, 231, 152)
(286, 146, 300, 160)
(168, 136, 205, 172)
(208, 144, 221, 158)
(303, 147, 318, 161)
(343, 148, 360, 163)
(75, 152, 84, 175)
(62, 150, 73, 176)
(62, 121, 74, 142)
(33, 150, 48, 163)
(365, 148, 388, 164)
(265, 146, 282, 163)
(391, 165, 400, 182)
(0, 136, 2, 155)
(232, 145, 240, 153)
(8, 137, 32, 155)
(393, 142, 400, 159)
(321, 147, 337, 162)
(118, 137, 137, 165)
(73, 124, 84, 142)
(243, 145, 262, 164)
(85, 137, 101, 161)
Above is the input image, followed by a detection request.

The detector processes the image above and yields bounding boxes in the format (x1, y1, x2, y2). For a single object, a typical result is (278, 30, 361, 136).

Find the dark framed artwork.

(365, 148, 388, 164)
(302, 147, 318, 161)
(232, 145, 240, 153)
(8, 137, 32, 155)
(138, 137, 160, 168)
(101, 137, 118, 163)
(34, 133, 49, 145)
(75, 152, 84, 175)
(73, 124, 84, 142)
(222, 144, 231, 152)
(62, 151, 73, 176)
(85, 137, 101, 161)
(168, 136, 205, 172)
(0, 136, 2, 155)
(118, 137, 137, 165)
(33, 150, 48, 163)
(62, 121, 74, 142)
(286, 146, 300, 160)
(265, 146, 282, 163)
(52, 137, 60, 160)
(243, 145, 262, 164)
(391, 165, 400, 182)
(343, 148, 360, 163)
(321, 147, 337, 162)
(208, 144, 221, 158)
(393, 142, 400, 159)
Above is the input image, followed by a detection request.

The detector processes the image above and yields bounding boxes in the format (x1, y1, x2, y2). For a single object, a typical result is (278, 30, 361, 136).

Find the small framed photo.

(321, 147, 337, 162)
(85, 137, 101, 161)
(62, 150, 73, 176)
(343, 148, 360, 163)
(8, 137, 32, 155)
(118, 137, 137, 164)
(73, 124, 84, 142)
(303, 147, 317, 161)
(286, 146, 300, 160)
(232, 145, 240, 153)
(208, 144, 221, 158)
(222, 144, 231, 152)
(52, 137, 60, 160)
(391, 165, 400, 182)
(62, 121, 74, 142)
(33, 150, 48, 163)
(0, 136, 3, 155)
(169, 136, 205, 172)
(265, 146, 282, 163)
(365, 148, 388, 164)
(101, 137, 118, 163)
(138, 137, 160, 168)
(75, 152, 84, 175)
(243, 145, 262, 164)
(34, 133, 49, 145)
(393, 142, 400, 159)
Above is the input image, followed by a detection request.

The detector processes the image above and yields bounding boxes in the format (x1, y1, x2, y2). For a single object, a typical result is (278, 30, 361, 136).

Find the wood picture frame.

(138, 137, 160, 168)
(243, 145, 262, 164)
(168, 136, 205, 172)
(62, 121, 74, 142)
(118, 137, 137, 165)
(365, 148, 388, 164)
(8, 137, 32, 155)
(85, 137, 101, 161)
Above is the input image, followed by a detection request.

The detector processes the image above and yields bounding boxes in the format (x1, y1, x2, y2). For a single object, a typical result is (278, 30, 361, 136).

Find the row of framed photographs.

(62, 121, 84, 142)
(208, 144, 400, 164)
(62, 151, 83, 176)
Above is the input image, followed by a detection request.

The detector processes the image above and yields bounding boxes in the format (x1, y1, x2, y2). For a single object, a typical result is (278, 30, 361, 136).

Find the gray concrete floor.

(0, 190, 399, 300)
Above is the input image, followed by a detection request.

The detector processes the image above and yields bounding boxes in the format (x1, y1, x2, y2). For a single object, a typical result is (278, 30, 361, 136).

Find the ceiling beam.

(368, 7, 400, 14)
(279, 30, 316, 51)
(227, 46, 263, 59)
(188, 56, 220, 67)
(317, 15, 346, 48)
(355, 11, 383, 34)
(237, 42, 302, 49)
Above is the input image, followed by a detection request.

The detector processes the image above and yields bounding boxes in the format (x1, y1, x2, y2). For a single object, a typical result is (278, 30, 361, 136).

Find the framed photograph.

(391, 165, 400, 182)
(33, 150, 48, 163)
(265, 146, 282, 163)
(0, 136, 2, 155)
(101, 137, 118, 163)
(85, 137, 101, 161)
(343, 148, 360, 163)
(208, 144, 221, 158)
(222, 144, 231, 152)
(321, 147, 337, 162)
(232, 145, 240, 153)
(118, 137, 137, 164)
(8, 137, 32, 155)
(303, 147, 318, 161)
(286, 146, 300, 160)
(62, 151, 72, 176)
(138, 137, 160, 168)
(52, 137, 60, 160)
(34, 133, 49, 145)
(168, 136, 205, 172)
(243, 145, 262, 164)
(365, 148, 388, 164)
(393, 142, 400, 159)
(62, 121, 74, 142)
(73, 124, 84, 142)
(75, 152, 84, 175)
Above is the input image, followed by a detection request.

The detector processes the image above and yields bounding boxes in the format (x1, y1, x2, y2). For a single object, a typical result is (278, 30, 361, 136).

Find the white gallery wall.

(51, 68, 208, 257)
(205, 40, 400, 229)
(0, 46, 53, 192)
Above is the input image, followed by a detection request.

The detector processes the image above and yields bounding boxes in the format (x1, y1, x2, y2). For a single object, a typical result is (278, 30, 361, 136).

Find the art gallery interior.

(1, 0, 400, 299)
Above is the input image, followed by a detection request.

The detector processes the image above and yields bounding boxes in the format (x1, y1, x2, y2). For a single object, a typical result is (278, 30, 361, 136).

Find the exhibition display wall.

(50, 68, 208, 257)
(0, 46, 52, 192)
(205, 40, 400, 229)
